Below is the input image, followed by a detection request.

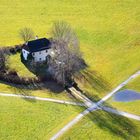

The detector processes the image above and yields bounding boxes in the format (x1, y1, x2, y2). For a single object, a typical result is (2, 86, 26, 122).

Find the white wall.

(32, 49, 54, 62)
(22, 49, 30, 60)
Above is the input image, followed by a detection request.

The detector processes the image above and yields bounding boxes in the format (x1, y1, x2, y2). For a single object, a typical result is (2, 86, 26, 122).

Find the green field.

(0, 81, 76, 101)
(2, 0, 140, 98)
(0, 0, 139, 98)
(0, 96, 84, 140)
(60, 110, 140, 140)
(7, 53, 36, 77)
(0, 0, 140, 139)
(125, 75, 140, 92)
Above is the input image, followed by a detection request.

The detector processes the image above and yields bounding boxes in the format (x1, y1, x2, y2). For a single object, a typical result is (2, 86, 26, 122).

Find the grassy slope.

(106, 76, 140, 115)
(7, 53, 36, 77)
(60, 110, 140, 140)
(0, 0, 139, 99)
(0, 96, 84, 140)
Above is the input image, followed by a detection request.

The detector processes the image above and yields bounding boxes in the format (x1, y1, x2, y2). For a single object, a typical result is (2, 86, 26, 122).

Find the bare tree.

(0, 49, 6, 71)
(19, 27, 35, 43)
(49, 21, 85, 85)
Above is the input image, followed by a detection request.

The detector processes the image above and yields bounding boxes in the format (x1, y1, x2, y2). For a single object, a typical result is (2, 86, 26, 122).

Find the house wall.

(22, 49, 30, 60)
(32, 49, 54, 62)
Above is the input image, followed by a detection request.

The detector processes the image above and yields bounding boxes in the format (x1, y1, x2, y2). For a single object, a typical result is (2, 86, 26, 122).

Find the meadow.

(0, 96, 84, 140)
(0, 0, 139, 98)
(0, 0, 140, 139)
(60, 110, 140, 140)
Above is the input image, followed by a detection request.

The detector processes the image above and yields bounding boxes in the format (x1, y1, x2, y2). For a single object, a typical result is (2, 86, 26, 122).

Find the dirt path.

(51, 70, 140, 140)
(68, 87, 94, 107)
(0, 92, 85, 106)
(102, 106, 140, 121)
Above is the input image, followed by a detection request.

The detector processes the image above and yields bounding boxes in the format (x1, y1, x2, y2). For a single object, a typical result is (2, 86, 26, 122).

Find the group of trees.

(49, 21, 84, 85)
(19, 21, 85, 86)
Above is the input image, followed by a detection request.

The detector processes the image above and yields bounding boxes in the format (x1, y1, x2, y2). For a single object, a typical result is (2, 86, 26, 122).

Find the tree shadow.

(0, 79, 64, 93)
(81, 70, 112, 93)
(68, 85, 140, 139)
(88, 108, 140, 139)
(89, 94, 140, 139)
(0, 79, 65, 103)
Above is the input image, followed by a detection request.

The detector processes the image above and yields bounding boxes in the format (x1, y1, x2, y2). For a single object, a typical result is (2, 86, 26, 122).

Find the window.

(39, 58, 41, 61)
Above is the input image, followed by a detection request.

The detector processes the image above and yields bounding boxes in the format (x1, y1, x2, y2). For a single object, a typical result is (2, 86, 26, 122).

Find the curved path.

(51, 70, 140, 140)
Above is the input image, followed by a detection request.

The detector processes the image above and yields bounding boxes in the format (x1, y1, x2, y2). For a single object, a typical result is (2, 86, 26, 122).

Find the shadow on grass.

(0, 80, 65, 102)
(0, 80, 64, 93)
(69, 85, 140, 139)
(87, 94, 140, 139)
(82, 70, 112, 93)
(88, 109, 139, 139)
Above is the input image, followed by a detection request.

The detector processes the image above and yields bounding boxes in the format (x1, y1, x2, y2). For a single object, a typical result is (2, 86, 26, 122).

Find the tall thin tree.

(19, 27, 35, 43)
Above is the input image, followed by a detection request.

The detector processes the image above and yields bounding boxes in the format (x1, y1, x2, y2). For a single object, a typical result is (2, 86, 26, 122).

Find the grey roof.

(24, 38, 51, 52)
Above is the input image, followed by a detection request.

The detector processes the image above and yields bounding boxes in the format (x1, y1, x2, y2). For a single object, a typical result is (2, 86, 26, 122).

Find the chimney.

(35, 35, 38, 40)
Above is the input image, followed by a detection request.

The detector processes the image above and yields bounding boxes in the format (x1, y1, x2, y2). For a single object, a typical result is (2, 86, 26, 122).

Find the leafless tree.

(49, 21, 85, 85)
(19, 27, 35, 43)
(0, 49, 6, 71)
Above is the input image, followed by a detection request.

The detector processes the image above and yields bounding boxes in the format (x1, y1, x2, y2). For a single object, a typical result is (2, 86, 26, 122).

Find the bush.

(7, 70, 18, 76)
(0, 70, 43, 85)
(15, 46, 22, 52)
(9, 48, 16, 54)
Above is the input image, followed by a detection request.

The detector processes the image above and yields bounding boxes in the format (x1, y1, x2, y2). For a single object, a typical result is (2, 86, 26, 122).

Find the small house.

(22, 38, 54, 62)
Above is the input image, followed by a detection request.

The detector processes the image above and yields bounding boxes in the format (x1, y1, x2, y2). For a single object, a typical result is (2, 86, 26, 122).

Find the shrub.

(7, 70, 18, 76)
(9, 48, 17, 54)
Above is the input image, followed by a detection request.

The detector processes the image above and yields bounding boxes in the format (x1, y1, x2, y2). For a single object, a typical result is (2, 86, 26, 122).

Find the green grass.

(7, 53, 36, 77)
(0, 52, 74, 101)
(124, 75, 140, 92)
(0, 96, 84, 140)
(0, 0, 140, 139)
(2, 53, 75, 101)
(106, 100, 140, 116)
(60, 110, 140, 140)
(0, 82, 76, 101)
(0, 0, 139, 98)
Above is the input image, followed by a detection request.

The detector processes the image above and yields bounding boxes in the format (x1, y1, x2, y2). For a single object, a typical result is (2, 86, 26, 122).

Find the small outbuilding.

(22, 38, 54, 62)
